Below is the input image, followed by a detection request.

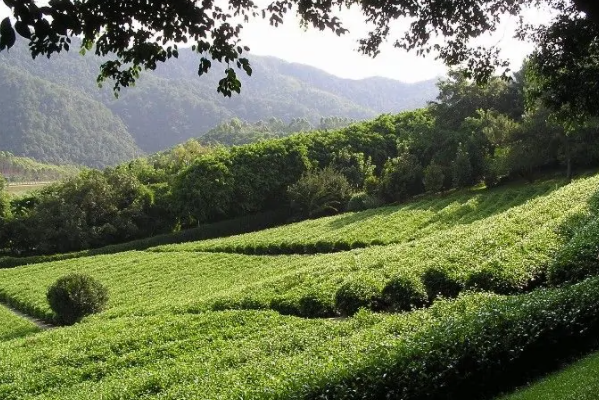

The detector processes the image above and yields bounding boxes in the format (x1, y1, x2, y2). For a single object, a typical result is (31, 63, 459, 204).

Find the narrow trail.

(1, 302, 55, 330)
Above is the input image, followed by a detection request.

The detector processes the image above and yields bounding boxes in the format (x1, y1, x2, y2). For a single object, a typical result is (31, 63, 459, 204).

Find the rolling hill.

(0, 40, 438, 162)
(1, 173, 599, 398)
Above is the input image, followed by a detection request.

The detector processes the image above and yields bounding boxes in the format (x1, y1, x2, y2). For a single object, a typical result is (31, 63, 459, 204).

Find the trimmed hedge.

(292, 277, 599, 400)
(335, 275, 383, 316)
(0, 209, 290, 269)
(381, 273, 428, 311)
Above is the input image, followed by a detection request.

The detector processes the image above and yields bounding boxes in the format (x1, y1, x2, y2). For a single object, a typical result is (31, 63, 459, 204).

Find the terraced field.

(2, 174, 599, 321)
(2, 280, 599, 399)
(2, 173, 599, 399)
(156, 179, 563, 254)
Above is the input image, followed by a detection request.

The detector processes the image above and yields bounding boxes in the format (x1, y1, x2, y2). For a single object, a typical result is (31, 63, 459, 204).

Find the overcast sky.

(0, 3, 552, 83)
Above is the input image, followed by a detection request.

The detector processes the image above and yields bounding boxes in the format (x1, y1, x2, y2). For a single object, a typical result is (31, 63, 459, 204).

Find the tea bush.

(335, 275, 383, 316)
(548, 218, 599, 285)
(381, 274, 428, 311)
(46, 273, 108, 325)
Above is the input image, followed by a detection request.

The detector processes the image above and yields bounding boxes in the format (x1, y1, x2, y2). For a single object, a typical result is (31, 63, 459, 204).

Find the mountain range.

(0, 40, 439, 167)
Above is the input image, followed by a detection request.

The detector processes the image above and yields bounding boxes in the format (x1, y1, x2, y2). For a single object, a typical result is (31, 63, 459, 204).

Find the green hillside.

(0, 64, 141, 167)
(2, 173, 599, 398)
(1, 173, 594, 322)
(0, 41, 437, 159)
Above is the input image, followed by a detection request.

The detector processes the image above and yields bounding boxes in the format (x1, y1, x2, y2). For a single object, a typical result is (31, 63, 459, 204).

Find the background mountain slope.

(0, 41, 438, 163)
(0, 64, 141, 168)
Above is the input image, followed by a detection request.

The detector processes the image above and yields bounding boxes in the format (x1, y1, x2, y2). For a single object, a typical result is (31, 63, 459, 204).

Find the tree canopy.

(0, 0, 597, 108)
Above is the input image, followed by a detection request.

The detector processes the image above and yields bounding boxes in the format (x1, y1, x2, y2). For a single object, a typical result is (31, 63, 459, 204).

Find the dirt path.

(1, 302, 55, 330)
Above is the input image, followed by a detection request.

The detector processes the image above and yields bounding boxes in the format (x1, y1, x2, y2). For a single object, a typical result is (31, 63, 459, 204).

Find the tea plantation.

(2, 174, 599, 399)
(0, 304, 39, 341)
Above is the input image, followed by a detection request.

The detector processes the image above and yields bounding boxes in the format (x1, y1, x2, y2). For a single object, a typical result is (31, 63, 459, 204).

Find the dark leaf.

(0, 17, 16, 51)
(14, 20, 31, 39)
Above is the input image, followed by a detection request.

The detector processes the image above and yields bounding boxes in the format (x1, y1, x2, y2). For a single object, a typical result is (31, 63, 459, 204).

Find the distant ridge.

(0, 40, 438, 165)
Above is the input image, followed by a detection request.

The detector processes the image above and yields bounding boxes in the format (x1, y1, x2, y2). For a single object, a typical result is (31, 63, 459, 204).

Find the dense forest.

(1, 61, 598, 256)
(0, 41, 437, 164)
(198, 116, 356, 146)
(0, 64, 141, 168)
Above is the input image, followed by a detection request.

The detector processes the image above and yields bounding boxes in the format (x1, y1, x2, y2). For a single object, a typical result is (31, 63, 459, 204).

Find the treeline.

(2, 65, 599, 256)
(199, 116, 357, 146)
(0, 152, 78, 183)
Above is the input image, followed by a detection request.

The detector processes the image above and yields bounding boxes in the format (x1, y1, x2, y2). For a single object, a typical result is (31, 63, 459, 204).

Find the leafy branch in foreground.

(1, 0, 598, 103)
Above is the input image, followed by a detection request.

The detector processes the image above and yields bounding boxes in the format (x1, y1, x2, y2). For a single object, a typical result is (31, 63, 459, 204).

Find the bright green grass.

(0, 304, 39, 341)
(156, 179, 564, 254)
(0, 251, 352, 320)
(0, 278, 598, 400)
(498, 350, 599, 400)
(1, 174, 597, 320)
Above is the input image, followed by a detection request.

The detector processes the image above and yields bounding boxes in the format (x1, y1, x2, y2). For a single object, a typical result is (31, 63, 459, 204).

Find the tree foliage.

(1, 0, 597, 105)
(287, 166, 353, 219)
(3, 67, 599, 256)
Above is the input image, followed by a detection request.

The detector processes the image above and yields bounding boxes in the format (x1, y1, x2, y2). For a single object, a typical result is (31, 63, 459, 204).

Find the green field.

(2, 174, 599, 398)
(156, 179, 565, 254)
(2, 280, 599, 399)
(1, 174, 597, 320)
(5, 182, 53, 196)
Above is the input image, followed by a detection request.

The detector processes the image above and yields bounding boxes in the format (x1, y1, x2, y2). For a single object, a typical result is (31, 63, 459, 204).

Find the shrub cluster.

(298, 277, 599, 400)
(346, 192, 382, 212)
(335, 275, 383, 316)
(381, 274, 428, 311)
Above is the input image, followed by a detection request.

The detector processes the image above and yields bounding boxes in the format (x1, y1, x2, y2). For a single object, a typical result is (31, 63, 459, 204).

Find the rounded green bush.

(314, 240, 334, 253)
(298, 292, 336, 318)
(335, 276, 383, 316)
(381, 274, 428, 312)
(269, 297, 301, 316)
(351, 240, 368, 249)
(46, 273, 108, 325)
(422, 267, 463, 300)
(254, 244, 270, 255)
(333, 241, 351, 251)
(465, 266, 516, 295)
(289, 242, 305, 254)
(346, 192, 382, 212)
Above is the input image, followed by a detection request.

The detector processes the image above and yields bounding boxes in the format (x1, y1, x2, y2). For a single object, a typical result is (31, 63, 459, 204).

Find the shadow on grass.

(325, 177, 565, 234)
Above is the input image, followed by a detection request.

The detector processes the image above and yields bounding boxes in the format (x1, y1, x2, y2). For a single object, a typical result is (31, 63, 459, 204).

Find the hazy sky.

(0, 3, 551, 83)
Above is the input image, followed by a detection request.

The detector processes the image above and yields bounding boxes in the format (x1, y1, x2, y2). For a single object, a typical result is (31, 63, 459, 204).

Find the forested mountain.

(0, 65, 141, 168)
(0, 41, 438, 162)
